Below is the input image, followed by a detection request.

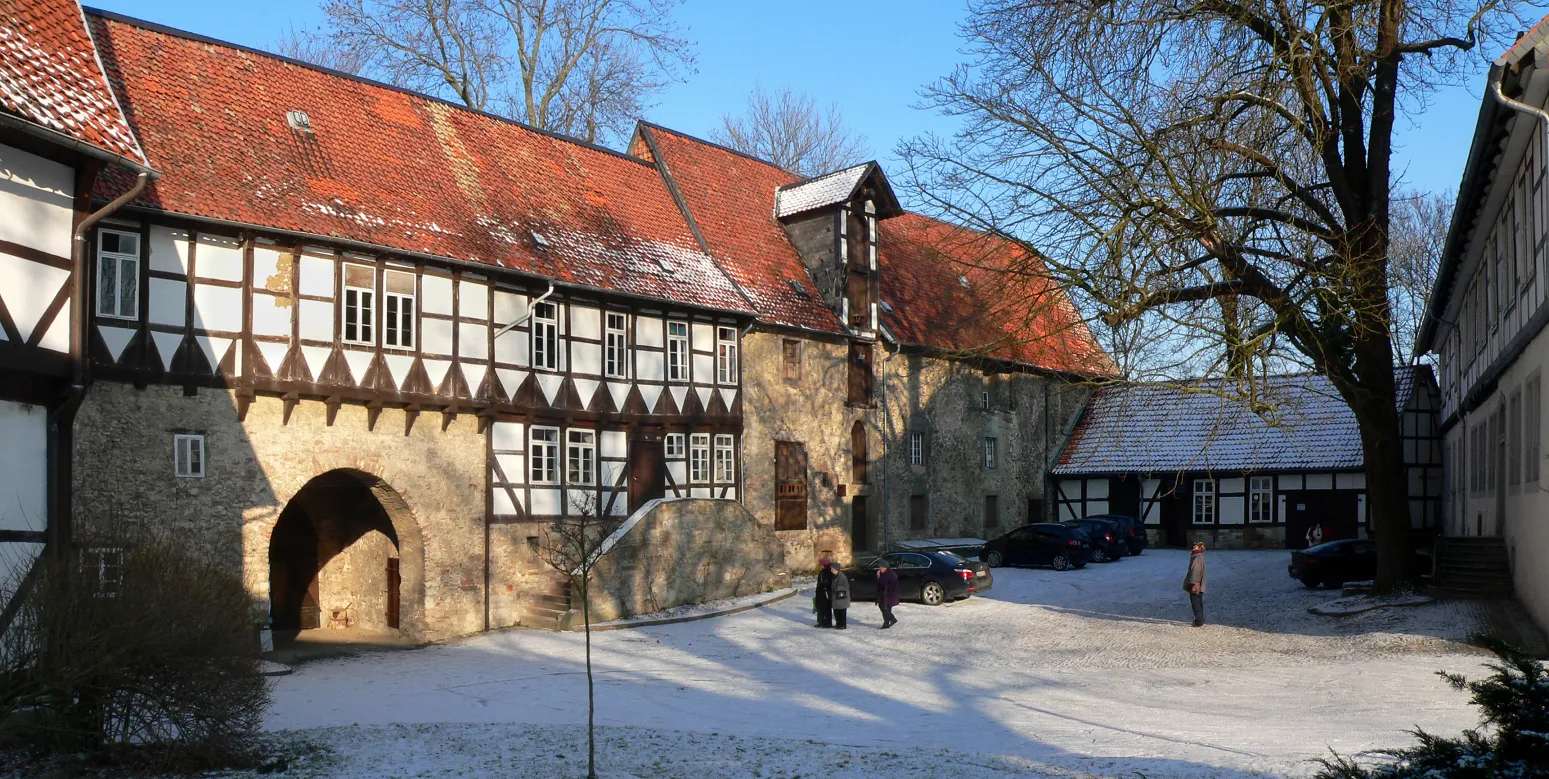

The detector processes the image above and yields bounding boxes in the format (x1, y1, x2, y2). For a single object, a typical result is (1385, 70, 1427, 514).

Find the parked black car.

(980, 523, 1093, 571)
(847, 550, 991, 605)
(1288, 538, 1377, 589)
(1060, 518, 1126, 562)
(1086, 514, 1147, 556)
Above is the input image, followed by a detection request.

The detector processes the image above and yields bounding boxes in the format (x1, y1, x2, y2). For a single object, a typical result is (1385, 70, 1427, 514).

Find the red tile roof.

(0, 0, 144, 164)
(84, 12, 747, 313)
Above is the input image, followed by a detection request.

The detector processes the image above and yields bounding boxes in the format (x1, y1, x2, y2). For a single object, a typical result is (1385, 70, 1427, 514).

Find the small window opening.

(958, 275, 971, 289)
(286, 110, 314, 133)
(531, 231, 551, 251)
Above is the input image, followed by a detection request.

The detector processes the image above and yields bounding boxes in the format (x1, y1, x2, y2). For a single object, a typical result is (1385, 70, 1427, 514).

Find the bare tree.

(899, 0, 1529, 589)
(287, 0, 693, 145)
(712, 85, 871, 176)
(273, 24, 370, 75)
(1390, 189, 1454, 363)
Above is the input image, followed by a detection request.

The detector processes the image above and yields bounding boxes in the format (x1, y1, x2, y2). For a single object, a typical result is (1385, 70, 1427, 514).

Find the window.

(1192, 479, 1216, 524)
(909, 431, 924, 466)
(1248, 476, 1273, 523)
(717, 326, 738, 384)
(1527, 376, 1542, 483)
(667, 321, 689, 382)
(665, 433, 685, 458)
(383, 270, 415, 348)
(984, 495, 999, 529)
(174, 434, 204, 478)
(567, 429, 596, 485)
(851, 421, 868, 483)
(530, 427, 560, 484)
(714, 434, 735, 483)
(605, 312, 628, 378)
(342, 264, 375, 345)
(96, 229, 140, 320)
(689, 433, 710, 482)
(847, 342, 872, 405)
(774, 441, 808, 530)
(983, 437, 998, 469)
(982, 390, 991, 411)
(1510, 391, 1523, 487)
(82, 548, 123, 597)
(532, 302, 558, 371)
(782, 339, 802, 383)
(909, 495, 927, 530)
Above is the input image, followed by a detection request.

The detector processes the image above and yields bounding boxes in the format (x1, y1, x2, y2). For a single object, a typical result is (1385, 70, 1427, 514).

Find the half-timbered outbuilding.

(1050, 367, 1442, 550)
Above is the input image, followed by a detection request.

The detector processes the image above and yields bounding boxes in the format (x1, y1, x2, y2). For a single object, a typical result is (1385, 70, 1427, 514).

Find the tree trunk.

(1342, 336, 1412, 591)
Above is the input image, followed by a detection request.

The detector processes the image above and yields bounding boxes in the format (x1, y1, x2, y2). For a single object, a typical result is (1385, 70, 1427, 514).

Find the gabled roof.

(774, 161, 900, 220)
(1052, 366, 1430, 475)
(84, 11, 747, 314)
(0, 0, 145, 166)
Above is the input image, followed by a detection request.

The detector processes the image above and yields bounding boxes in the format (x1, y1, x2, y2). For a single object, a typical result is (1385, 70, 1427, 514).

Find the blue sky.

(91, 0, 1492, 199)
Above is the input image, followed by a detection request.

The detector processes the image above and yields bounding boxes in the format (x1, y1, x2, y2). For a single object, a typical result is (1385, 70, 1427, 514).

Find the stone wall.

(583, 498, 789, 623)
(71, 383, 488, 642)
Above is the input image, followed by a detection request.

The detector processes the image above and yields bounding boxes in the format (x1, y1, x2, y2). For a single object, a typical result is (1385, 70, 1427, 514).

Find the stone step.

(520, 612, 563, 630)
(531, 592, 572, 609)
(1429, 586, 1513, 600)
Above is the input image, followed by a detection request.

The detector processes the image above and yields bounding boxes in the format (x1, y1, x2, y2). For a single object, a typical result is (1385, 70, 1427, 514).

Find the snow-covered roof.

(1052, 367, 1428, 476)
(773, 163, 871, 218)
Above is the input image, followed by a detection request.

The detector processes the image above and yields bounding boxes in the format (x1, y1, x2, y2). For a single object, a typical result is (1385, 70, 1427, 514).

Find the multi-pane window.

(983, 437, 998, 469)
(530, 427, 560, 484)
(604, 312, 628, 378)
(567, 429, 596, 485)
(667, 321, 690, 382)
(714, 434, 735, 483)
(1192, 479, 1216, 524)
(1527, 376, 1542, 484)
(717, 327, 738, 384)
(909, 431, 924, 466)
(1248, 476, 1272, 523)
(383, 270, 415, 349)
(82, 548, 124, 598)
(665, 433, 685, 458)
(982, 390, 991, 411)
(532, 302, 558, 371)
(689, 433, 710, 482)
(96, 229, 140, 320)
(782, 339, 802, 383)
(174, 434, 205, 478)
(343, 264, 375, 345)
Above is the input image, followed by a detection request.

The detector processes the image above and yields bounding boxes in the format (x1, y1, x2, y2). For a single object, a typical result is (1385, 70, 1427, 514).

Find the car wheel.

(1092, 548, 1109, 563)
(1300, 576, 1320, 589)
(921, 582, 946, 606)
(1051, 554, 1070, 571)
(986, 550, 1004, 568)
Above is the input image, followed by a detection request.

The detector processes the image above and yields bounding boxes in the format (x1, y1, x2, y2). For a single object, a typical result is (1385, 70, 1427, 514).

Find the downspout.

(737, 321, 755, 509)
(879, 342, 898, 552)
(493, 281, 556, 338)
(48, 171, 153, 557)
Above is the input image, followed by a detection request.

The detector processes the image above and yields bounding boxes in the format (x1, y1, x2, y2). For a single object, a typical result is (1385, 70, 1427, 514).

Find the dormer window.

(958, 275, 971, 289)
(286, 110, 314, 134)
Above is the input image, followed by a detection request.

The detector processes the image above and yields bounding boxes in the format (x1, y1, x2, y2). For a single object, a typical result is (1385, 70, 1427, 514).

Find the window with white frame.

(717, 327, 738, 384)
(1248, 476, 1273, 523)
(174, 434, 205, 478)
(665, 433, 685, 458)
(530, 427, 560, 484)
(82, 548, 124, 597)
(342, 264, 375, 345)
(1192, 479, 1216, 524)
(567, 429, 596, 485)
(667, 321, 689, 381)
(983, 437, 998, 469)
(96, 229, 140, 320)
(909, 431, 924, 466)
(604, 312, 628, 378)
(714, 434, 735, 483)
(690, 433, 710, 482)
(383, 270, 415, 348)
(532, 302, 559, 371)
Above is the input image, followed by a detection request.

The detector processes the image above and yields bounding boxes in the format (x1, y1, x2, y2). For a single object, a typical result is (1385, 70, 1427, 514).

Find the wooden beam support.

(366, 399, 384, 431)
(404, 403, 421, 436)
(281, 392, 299, 425)
(325, 395, 342, 426)
(235, 388, 255, 422)
(441, 404, 458, 432)
(476, 407, 497, 435)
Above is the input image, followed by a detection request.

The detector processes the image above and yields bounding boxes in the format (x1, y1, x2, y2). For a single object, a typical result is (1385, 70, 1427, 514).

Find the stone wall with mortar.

(71, 383, 488, 642)
(583, 498, 789, 623)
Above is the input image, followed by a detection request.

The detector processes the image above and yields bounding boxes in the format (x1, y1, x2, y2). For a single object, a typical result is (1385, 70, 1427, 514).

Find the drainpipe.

(48, 171, 153, 558)
(737, 321, 755, 508)
(493, 281, 556, 338)
(879, 343, 898, 552)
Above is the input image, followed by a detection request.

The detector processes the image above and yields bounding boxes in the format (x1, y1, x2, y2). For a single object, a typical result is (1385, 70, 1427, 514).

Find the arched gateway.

(268, 469, 424, 638)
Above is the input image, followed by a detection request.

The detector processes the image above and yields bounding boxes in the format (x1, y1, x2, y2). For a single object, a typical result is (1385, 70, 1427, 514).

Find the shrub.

(1315, 638, 1549, 779)
(0, 527, 270, 771)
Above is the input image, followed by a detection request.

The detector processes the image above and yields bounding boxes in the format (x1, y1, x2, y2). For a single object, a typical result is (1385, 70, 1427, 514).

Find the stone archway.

(267, 468, 425, 638)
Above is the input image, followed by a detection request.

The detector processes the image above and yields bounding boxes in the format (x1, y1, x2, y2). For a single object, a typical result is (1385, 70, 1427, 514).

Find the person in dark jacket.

(1183, 541, 1207, 627)
(829, 564, 851, 630)
(875, 560, 900, 629)
(814, 557, 834, 628)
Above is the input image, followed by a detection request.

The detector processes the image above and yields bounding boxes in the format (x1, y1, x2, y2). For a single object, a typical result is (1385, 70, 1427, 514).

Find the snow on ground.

(254, 550, 1498, 778)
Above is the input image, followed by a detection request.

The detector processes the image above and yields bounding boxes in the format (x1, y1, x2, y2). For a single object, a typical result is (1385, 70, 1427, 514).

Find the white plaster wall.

(0, 144, 72, 258)
(1220, 496, 1246, 525)
(1496, 320, 1549, 635)
(148, 226, 192, 274)
(193, 284, 243, 332)
(0, 400, 47, 533)
(195, 234, 245, 281)
(458, 280, 488, 320)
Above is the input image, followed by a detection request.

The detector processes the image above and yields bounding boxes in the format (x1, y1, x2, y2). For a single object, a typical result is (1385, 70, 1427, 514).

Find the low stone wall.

(584, 498, 790, 623)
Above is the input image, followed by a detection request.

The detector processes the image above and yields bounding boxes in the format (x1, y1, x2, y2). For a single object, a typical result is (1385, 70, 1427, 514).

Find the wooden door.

(1284, 490, 1360, 549)
(1110, 477, 1141, 520)
(386, 557, 401, 629)
(775, 441, 808, 530)
(270, 510, 321, 631)
(851, 495, 870, 555)
(850, 421, 868, 484)
(628, 438, 666, 511)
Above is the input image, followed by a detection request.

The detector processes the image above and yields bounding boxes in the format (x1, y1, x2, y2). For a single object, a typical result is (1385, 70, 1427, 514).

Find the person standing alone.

(1183, 541, 1206, 627)
(814, 556, 834, 628)
(875, 560, 899, 629)
(829, 563, 850, 630)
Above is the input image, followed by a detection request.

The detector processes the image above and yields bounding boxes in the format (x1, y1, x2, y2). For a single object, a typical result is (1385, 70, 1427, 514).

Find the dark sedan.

(1060, 518, 1126, 562)
(1084, 514, 1147, 556)
(1289, 538, 1377, 589)
(980, 523, 1093, 571)
(847, 551, 991, 606)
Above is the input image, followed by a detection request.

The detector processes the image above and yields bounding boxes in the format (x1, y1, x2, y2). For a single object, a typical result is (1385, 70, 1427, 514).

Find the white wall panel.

(1085, 500, 1108, 516)
(299, 299, 334, 341)
(458, 280, 488, 319)
(530, 489, 560, 515)
(495, 454, 524, 483)
(457, 322, 489, 359)
(492, 421, 525, 452)
(1220, 496, 1246, 525)
(1306, 473, 1333, 490)
(1085, 479, 1109, 499)
(1335, 472, 1366, 490)
(194, 234, 245, 281)
(572, 341, 602, 375)
(192, 285, 243, 332)
(252, 245, 289, 292)
(422, 275, 453, 315)
(636, 349, 665, 381)
(493, 290, 526, 324)
(494, 330, 528, 365)
(422, 319, 454, 356)
(667, 461, 687, 486)
(37, 301, 68, 353)
(0, 144, 72, 258)
(0, 400, 47, 532)
(691, 323, 713, 352)
(148, 226, 192, 274)
(299, 256, 334, 297)
(492, 490, 517, 516)
(692, 353, 713, 385)
(570, 305, 600, 340)
(636, 316, 663, 347)
(0, 255, 70, 341)
(251, 294, 291, 337)
(600, 431, 627, 459)
(1278, 475, 1303, 491)
(1220, 477, 1245, 494)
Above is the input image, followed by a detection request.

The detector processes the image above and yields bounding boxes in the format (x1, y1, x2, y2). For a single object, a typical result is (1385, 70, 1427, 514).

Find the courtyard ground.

(252, 549, 1515, 778)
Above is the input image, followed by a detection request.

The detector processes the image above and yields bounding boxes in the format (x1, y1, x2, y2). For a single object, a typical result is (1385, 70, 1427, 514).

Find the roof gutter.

(0, 112, 156, 178)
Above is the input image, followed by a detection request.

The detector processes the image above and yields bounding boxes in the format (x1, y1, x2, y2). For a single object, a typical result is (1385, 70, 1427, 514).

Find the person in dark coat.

(829, 564, 851, 630)
(814, 557, 834, 628)
(1183, 541, 1207, 627)
(875, 560, 900, 629)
